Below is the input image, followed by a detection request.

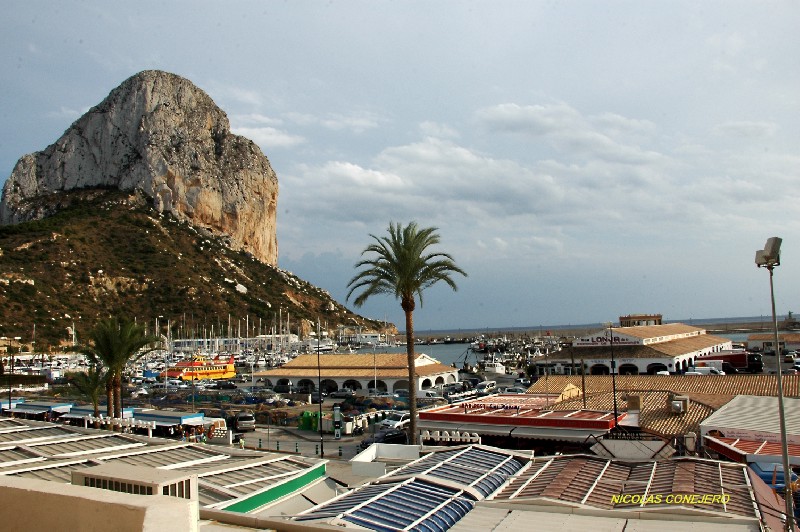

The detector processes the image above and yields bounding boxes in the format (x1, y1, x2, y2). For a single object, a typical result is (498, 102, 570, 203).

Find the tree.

(69, 354, 108, 427)
(347, 222, 466, 444)
(83, 318, 159, 419)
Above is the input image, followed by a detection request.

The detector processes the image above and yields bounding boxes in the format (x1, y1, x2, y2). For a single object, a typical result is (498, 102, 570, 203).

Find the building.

(702, 395, 800, 465)
(417, 392, 625, 454)
(255, 352, 458, 394)
(298, 445, 782, 531)
(0, 416, 788, 531)
(619, 313, 663, 326)
(537, 323, 732, 375)
(746, 332, 800, 354)
(0, 416, 330, 531)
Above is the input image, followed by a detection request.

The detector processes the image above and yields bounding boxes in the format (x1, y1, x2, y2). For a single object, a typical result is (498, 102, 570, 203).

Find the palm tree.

(347, 222, 466, 444)
(69, 354, 108, 427)
(83, 318, 159, 419)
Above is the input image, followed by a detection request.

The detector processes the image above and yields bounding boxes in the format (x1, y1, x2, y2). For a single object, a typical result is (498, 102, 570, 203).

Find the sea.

(382, 315, 788, 367)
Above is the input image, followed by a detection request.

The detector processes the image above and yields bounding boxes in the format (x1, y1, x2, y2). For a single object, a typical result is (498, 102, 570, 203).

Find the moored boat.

(160, 354, 236, 381)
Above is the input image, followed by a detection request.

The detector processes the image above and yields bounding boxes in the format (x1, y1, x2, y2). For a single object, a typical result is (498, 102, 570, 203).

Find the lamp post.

(316, 321, 324, 458)
(607, 323, 619, 430)
(756, 237, 793, 530)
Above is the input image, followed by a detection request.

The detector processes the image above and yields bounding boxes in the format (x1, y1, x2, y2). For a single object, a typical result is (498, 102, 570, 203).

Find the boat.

(159, 353, 236, 381)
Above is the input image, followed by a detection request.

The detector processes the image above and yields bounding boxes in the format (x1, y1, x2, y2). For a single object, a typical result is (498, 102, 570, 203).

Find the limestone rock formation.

(0, 70, 278, 265)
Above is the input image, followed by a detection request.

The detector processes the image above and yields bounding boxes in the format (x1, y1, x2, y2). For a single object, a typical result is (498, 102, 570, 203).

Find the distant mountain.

(1, 70, 278, 265)
(0, 70, 385, 349)
(0, 189, 385, 349)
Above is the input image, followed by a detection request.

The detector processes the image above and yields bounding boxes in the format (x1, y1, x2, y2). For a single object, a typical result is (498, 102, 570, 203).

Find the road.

(244, 426, 372, 460)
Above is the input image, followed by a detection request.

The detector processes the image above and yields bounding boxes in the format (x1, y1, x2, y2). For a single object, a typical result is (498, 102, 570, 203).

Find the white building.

(257, 352, 458, 394)
(536, 323, 732, 375)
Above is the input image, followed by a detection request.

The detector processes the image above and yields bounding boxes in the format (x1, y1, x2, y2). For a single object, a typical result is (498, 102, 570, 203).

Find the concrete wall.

(351, 443, 421, 477)
(0, 476, 198, 532)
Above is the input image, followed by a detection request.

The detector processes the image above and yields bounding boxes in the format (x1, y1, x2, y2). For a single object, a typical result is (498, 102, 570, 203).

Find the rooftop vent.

(71, 463, 197, 501)
(668, 395, 689, 415)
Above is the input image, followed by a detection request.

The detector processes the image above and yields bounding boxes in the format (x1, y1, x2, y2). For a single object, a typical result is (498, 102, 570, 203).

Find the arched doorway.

(367, 380, 388, 392)
(647, 363, 669, 374)
(421, 378, 433, 389)
(342, 379, 362, 391)
(393, 380, 410, 392)
(590, 364, 610, 375)
(296, 379, 316, 392)
(320, 379, 338, 394)
(618, 364, 639, 375)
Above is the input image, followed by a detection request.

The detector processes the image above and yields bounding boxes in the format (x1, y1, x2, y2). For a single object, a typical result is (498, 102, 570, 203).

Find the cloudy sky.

(2, 2, 798, 332)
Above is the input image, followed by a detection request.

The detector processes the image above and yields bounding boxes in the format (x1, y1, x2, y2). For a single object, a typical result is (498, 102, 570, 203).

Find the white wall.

(0, 476, 198, 532)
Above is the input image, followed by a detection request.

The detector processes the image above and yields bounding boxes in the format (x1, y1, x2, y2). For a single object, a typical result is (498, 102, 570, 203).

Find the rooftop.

(256, 352, 456, 379)
(528, 375, 800, 402)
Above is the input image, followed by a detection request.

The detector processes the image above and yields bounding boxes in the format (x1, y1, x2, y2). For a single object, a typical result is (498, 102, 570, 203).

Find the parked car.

(514, 377, 531, 387)
(379, 411, 412, 430)
(394, 389, 409, 398)
(419, 390, 443, 399)
(502, 386, 527, 394)
(215, 380, 238, 390)
(359, 428, 408, 450)
(273, 384, 292, 393)
(329, 388, 356, 399)
(310, 391, 326, 404)
(234, 411, 256, 432)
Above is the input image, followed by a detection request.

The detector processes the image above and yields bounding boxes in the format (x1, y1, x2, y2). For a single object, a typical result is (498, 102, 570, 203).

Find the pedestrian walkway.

(241, 425, 364, 460)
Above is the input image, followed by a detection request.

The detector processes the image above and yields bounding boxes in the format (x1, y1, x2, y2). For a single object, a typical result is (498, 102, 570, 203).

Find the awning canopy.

(6, 407, 48, 415)
(417, 420, 604, 442)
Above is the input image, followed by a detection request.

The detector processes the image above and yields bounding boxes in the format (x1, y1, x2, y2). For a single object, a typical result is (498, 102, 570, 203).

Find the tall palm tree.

(347, 222, 466, 444)
(83, 318, 159, 419)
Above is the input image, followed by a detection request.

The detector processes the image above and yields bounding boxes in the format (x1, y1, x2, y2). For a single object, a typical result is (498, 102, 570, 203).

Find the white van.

(688, 367, 725, 375)
(476, 381, 497, 396)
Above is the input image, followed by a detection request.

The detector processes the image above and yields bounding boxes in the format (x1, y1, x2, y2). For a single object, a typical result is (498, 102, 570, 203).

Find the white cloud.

(419, 121, 459, 139)
(285, 111, 380, 133)
(713, 121, 778, 138)
(232, 126, 305, 149)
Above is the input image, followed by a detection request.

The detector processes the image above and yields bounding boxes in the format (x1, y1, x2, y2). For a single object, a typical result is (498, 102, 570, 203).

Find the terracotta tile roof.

(255, 353, 455, 379)
(563, 332, 731, 359)
(549, 390, 713, 437)
(529, 375, 800, 437)
(528, 374, 800, 399)
(615, 322, 706, 339)
(493, 454, 767, 521)
(747, 332, 800, 342)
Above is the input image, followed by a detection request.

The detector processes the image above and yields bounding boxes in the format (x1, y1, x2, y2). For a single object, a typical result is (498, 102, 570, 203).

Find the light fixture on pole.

(756, 236, 793, 530)
(316, 321, 324, 458)
(606, 322, 619, 430)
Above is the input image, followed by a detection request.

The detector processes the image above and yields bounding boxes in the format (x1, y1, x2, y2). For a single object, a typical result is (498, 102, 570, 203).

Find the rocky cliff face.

(0, 70, 278, 265)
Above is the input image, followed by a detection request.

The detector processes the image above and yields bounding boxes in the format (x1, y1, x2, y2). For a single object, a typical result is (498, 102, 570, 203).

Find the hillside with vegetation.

(0, 189, 385, 351)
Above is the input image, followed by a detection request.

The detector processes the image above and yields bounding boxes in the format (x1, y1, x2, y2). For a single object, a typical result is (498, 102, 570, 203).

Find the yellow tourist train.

(160, 354, 237, 381)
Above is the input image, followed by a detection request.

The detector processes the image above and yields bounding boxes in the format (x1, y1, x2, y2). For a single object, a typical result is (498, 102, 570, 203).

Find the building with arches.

(534, 323, 732, 376)
(254, 353, 458, 394)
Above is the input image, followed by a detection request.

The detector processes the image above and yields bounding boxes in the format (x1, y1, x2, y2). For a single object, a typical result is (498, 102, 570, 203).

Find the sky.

(1, 1, 798, 332)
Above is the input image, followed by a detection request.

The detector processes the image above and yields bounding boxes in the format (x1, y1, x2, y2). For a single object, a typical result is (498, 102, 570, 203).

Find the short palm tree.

(69, 354, 108, 427)
(83, 318, 159, 419)
(347, 222, 466, 444)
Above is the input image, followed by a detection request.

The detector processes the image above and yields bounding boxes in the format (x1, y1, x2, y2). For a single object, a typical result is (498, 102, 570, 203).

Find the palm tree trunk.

(113, 372, 122, 419)
(105, 380, 113, 419)
(404, 307, 417, 445)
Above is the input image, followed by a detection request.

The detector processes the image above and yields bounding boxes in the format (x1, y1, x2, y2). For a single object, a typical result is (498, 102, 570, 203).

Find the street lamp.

(756, 236, 793, 530)
(316, 321, 324, 457)
(606, 323, 619, 430)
